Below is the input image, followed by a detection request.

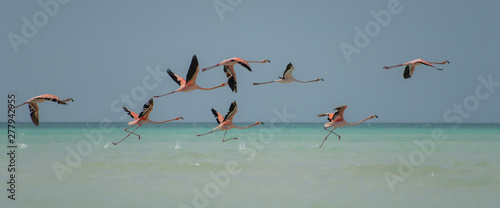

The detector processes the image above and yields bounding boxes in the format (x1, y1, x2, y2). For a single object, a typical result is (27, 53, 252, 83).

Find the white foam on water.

(238, 142, 247, 150)
(103, 142, 112, 149)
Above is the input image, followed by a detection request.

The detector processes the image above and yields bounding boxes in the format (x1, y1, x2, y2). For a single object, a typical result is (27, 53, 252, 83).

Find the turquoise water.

(1, 122, 499, 208)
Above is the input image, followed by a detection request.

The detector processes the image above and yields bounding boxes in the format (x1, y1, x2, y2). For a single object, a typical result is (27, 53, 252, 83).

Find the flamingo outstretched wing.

(224, 101, 238, 122)
(167, 69, 186, 86)
(211, 108, 224, 124)
(224, 65, 237, 93)
(282, 63, 295, 79)
(186, 55, 199, 84)
(317, 113, 333, 122)
(331, 106, 347, 122)
(138, 98, 154, 118)
(231, 58, 252, 72)
(123, 106, 139, 120)
(29, 103, 39, 126)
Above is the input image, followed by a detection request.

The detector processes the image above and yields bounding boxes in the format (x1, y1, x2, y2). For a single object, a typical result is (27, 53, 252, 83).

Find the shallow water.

(1, 122, 499, 208)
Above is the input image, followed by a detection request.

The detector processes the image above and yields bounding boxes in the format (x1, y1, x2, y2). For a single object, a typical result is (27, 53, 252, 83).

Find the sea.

(1, 122, 499, 208)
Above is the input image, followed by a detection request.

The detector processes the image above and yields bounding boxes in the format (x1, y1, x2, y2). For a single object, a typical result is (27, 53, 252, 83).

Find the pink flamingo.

(201, 57, 270, 72)
(113, 98, 183, 145)
(317, 105, 378, 148)
(253, 62, 324, 85)
(154, 55, 226, 98)
(383, 59, 450, 79)
(8, 94, 74, 126)
(197, 101, 263, 142)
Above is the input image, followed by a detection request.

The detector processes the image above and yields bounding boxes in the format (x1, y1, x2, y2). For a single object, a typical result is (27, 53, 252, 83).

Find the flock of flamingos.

(8, 56, 450, 148)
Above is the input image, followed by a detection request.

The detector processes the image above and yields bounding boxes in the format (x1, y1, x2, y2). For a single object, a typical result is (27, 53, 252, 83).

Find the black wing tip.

(211, 108, 220, 124)
(191, 55, 199, 64)
(211, 108, 218, 116)
(240, 62, 252, 72)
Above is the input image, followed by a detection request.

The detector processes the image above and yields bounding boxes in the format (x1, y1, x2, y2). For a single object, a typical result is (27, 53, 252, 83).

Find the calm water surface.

(1, 122, 499, 208)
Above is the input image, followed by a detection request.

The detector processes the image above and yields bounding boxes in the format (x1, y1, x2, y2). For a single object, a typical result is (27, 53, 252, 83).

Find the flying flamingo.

(154, 55, 226, 98)
(197, 101, 264, 142)
(317, 105, 378, 148)
(253, 62, 324, 85)
(8, 94, 74, 126)
(383, 59, 450, 79)
(112, 98, 183, 145)
(201, 57, 270, 72)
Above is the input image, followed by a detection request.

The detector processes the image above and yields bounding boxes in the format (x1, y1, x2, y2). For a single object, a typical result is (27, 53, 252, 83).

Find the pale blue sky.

(2, 0, 499, 123)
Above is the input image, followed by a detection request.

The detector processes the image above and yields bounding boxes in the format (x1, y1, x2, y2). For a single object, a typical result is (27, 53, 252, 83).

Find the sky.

(1, 0, 500, 124)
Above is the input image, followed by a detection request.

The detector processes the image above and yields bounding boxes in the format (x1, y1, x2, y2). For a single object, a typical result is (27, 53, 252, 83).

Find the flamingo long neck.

(295, 79, 321, 83)
(346, 117, 373, 126)
(234, 122, 260, 129)
(431, 61, 448, 65)
(198, 84, 224, 90)
(148, 118, 178, 124)
(247, 60, 266, 63)
(202, 64, 219, 72)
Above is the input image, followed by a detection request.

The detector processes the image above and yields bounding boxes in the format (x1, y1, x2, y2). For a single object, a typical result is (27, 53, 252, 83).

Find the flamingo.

(253, 62, 324, 85)
(154, 55, 226, 98)
(201, 57, 270, 72)
(8, 94, 74, 126)
(112, 98, 183, 145)
(317, 105, 378, 148)
(197, 101, 263, 142)
(383, 59, 450, 79)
